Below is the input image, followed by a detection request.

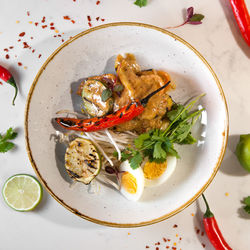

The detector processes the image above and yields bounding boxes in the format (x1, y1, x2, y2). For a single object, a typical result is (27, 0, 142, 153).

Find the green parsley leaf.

(153, 141, 166, 159)
(101, 88, 112, 102)
(189, 14, 205, 22)
(134, 0, 147, 8)
(243, 196, 250, 214)
(129, 151, 143, 169)
(0, 128, 18, 153)
(134, 133, 150, 148)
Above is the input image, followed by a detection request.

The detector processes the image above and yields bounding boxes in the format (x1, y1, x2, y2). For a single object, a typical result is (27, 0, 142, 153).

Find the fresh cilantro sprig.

(134, 0, 147, 8)
(242, 196, 250, 214)
(0, 128, 18, 153)
(116, 94, 205, 169)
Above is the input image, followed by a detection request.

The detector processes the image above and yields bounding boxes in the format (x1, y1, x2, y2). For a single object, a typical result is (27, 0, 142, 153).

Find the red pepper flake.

(38, 54, 42, 58)
(42, 25, 47, 29)
(17, 39, 21, 42)
(96, 17, 100, 21)
(145, 247, 149, 249)
(19, 32, 26, 37)
(196, 229, 200, 234)
(0, 82, 2, 85)
(61, 39, 64, 42)
(27, 11, 30, 16)
(163, 238, 167, 242)
(58, 34, 62, 37)
(172, 247, 176, 250)
(156, 248, 159, 250)
(71, 20, 75, 24)
(202, 243, 206, 248)
(167, 239, 171, 242)
(35, 22, 39, 26)
(87, 16, 91, 22)
(173, 224, 178, 228)
(23, 42, 29, 48)
(166, 247, 169, 249)
(50, 27, 55, 30)
(96, 0, 100, 5)
(5, 54, 9, 59)
(9, 46, 14, 49)
(63, 16, 71, 20)
(88, 22, 92, 27)
(4, 48, 9, 52)
(201, 231, 204, 236)
(155, 242, 160, 245)
(50, 22, 54, 26)
(179, 237, 182, 241)
(30, 37, 33, 39)
(32, 49, 35, 53)
(18, 62, 22, 66)
(101, 18, 105, 22)
(42, 16, 46, 23)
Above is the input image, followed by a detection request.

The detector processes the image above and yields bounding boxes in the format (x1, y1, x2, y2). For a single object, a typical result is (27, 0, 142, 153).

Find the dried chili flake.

(38, 54, 42, 58)
(88, 22, 92, 27)
(42, 16, 46, 23)
(5, 54, 9, 59)
(23, 42, 29, 48)
(196, 229, 200, 234)
(201, 231, 204, 236)
(167, 239, 171, 242)
(145, 246, 149, 249)
(173, 224, 178, 228)
(30, 37, 33, 39)
(163, 238, 167, 242)
(179, 237, 182, 240)
(50, 22, 54, 26)
(71, 20, 75, 24)
(35, 22, 39, 26)
(166, 247, 169, 249)
(53, 35, 57, 37)
(27, 11, 30, 16)
(42, 25, 47, 29)
(101, 18, 105, 22)
(58, 34, 61, 37)
(96, 17, 100, 21)
(50, 27, 55, 30)
(32, 49, 35, 53)
(96, 0, 100, 5)
(18, 62, 22, 66)
(155, 242, 160, 245)
(172, 247, 176, 250)
(87, 16, 91, 22)
(19, 32, 26, 37)
(202, 243, 205, 248)
(0, 82, 2, 85)
(4, 48, 9, 52)
(156, 248, 159, 250)
(17, 39, 21, 42)
(61, 39, 64, 42)
(9, 46, 14, 49)
(63, 16, 70, 20)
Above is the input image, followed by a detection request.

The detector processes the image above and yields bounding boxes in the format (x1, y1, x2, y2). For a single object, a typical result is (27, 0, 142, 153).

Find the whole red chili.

(230, 0, 250, 46)
(202, 194, 232, 250)
(0, 65, 18, 105)
(56, 81, 170, 132)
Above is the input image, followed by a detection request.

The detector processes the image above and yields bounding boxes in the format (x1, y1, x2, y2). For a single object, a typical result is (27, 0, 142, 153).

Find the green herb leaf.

(0, 128, 18, 153)
(134, 133, 150, 148)
(189, 14, 204, 22)
(153, 141, 166, 159)
(134, 0, 147, 7)
(113, 84, 124, 93)
(243, 196, 250, 214)
(101, 89, 112, 102)
(129, 151, 143, 169)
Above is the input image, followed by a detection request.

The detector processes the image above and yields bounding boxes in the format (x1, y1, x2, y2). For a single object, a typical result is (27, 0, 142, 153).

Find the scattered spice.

(27, 11, 30, 16)
(96, 17, 100, 21)
(191, 213, 195, 216)
(16, 20, 20, 24)
(88, 22, 92, 27)
(41, 16, 46, 23)
(196, 229, 200, 234)
(225, 192, 229, 196)
(32, 49, 35, 53)
(155, 242, 160, 245)
(201, 232, 204, 236)
(173, 242, 177, 246)
(101, 18, 105, 21)
(50, 22, 54, 26)
(175, 234, 178, 237)
(87, 16, 91, 22)
(166, 247, 169, 249)
(58, 34, 61, 37)
(163, 238, 167, 242)
(19, 32, 25, 37)
(42, 25, 47, 29)
(38, 54, 42, 58)
(172, 247, 176, 250)
(18, 62, 22, 66)
(30, 37, 33, 39)
(24, 66, 27, 70)
(61, 39, 64, 42)
(96, 0, 100, 5)
(9, 46, 14, 49)
(50, 27, 55, 30)
(5, 54, 9, 59)
(23, 42, 29, 48)
(55, 29, 59, 33)
(17, 39, 21, 42)
(63, 16, 71, 20)
(156, 247, 159, 250)
(179, 237, 182, 241)
(71, 20, 75, 24)
(202, 243, 206, 248)
(173, 224, 178, 228)
(146, 247, 149, 249)
(4, 48, 9, 52)
(34, 22, 39, 26)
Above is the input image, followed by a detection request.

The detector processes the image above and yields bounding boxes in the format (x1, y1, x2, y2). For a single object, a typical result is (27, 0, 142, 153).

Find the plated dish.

(25, 23, 228, 227)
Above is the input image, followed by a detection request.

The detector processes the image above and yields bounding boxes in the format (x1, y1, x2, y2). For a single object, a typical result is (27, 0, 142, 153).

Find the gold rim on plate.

(24, 22, 229, 228)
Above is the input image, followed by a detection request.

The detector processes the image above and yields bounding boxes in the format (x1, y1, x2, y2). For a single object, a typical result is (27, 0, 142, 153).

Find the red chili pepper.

(56, 81, 170, 132)
(0, 65, 18, 105)
(202, 194, 232, 250)
(230, 0, 250, 46)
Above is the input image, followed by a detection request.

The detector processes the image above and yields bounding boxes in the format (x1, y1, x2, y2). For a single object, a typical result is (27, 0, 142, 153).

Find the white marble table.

(0, 0, 250, 249)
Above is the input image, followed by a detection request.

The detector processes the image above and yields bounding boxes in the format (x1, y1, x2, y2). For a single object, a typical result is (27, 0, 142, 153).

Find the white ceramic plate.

(25, 23, 228, 227)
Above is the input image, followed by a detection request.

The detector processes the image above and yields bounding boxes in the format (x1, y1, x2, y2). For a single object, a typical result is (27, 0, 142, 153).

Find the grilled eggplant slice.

(82, 79, 113, 117)
(65, 138, 101, 184)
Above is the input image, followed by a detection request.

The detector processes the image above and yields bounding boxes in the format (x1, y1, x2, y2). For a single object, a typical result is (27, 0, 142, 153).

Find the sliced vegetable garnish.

(65, 138, 101, 184)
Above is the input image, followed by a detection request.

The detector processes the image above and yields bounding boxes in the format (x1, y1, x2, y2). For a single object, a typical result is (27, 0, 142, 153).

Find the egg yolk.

(121, 172, 137, 194)
(143, 161, 167, 180)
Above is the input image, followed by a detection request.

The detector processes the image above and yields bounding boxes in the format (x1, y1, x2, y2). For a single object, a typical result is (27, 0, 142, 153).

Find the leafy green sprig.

(0, 128, 18, 153)
(242, 196, 250, 214)
(117, 94, 205, 169)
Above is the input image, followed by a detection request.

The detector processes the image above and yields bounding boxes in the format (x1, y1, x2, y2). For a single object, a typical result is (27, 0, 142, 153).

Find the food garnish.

(0, 127, 18, 153)
(202, 194, 232, 250)
(134, 0, 147, 8)
(235, 134, 250, 172)
(0, 65, 18, 105)
(242, 196, 250, 214)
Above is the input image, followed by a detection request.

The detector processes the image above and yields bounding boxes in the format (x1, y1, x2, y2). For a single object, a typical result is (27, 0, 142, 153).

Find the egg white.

(119, 160, 145, 201)
(143, 156, 177, 187)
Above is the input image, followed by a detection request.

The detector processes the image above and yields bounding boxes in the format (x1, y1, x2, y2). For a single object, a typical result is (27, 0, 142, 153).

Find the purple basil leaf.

(186, 7, 194, 20)
(188, 21, 202, 25)
(189, 14, 205, 22)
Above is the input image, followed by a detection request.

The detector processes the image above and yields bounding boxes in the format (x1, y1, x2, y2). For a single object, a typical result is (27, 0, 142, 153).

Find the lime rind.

(2, 174, 43, 212)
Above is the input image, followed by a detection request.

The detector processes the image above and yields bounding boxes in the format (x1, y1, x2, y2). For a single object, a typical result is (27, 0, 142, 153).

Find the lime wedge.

(2, 174, 43, 211)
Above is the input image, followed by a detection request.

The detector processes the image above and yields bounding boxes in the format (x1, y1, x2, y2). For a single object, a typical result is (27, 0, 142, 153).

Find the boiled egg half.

(142, 156, 177, 187)
(119, 160, 144, 201)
